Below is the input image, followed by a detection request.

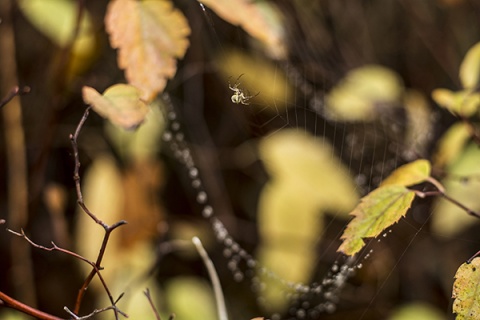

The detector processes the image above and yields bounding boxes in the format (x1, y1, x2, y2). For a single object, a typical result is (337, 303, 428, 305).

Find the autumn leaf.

(82, 84, 149, 130)
(198, 0, 286, 59)
(452, 258, 480, 319)
(460, 42, 480, 90)
(432, 88, 480, 117)
(433, 122, 471, 168)
(380, 159, 431, 187)
(326, 65, 404, 121)
(105, 0, 191, 101)
(338, 185, 415, 256)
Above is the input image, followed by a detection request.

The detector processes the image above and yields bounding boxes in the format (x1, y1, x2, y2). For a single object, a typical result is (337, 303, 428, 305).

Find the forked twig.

(7, 229, 128, 319)
(69, 107, 128, 317)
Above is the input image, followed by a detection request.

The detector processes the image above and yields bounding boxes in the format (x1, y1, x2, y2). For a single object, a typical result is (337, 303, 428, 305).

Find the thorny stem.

(69, 107, 127, 318)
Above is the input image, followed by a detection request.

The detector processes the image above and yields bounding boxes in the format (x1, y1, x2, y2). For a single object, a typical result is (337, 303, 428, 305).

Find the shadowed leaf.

(105, 0, 191, 101)
(452, 258, 480, 319)
(433, 122, 471, 168)
(338, 185, 415, 256)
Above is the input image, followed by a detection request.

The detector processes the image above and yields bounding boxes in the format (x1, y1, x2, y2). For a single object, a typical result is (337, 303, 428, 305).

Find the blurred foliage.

(1, 0, 480, 320)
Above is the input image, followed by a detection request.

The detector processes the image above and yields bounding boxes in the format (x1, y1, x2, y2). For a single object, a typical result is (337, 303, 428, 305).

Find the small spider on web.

(229, 74, 259, 105)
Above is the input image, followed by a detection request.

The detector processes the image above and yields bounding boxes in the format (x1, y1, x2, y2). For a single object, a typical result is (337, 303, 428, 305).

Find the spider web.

(160, 1, 480, 320)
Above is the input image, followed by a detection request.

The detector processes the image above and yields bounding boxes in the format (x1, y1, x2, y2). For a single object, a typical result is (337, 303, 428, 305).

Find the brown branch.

(144, 289, 162, 320)
(69, 107, 128, 317)
(0, 291, 63, 320)
(7, 229, 128, 319)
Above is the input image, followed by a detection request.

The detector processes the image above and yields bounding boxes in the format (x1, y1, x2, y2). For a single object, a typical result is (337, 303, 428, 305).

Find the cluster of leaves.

(4, 0, 480, 319)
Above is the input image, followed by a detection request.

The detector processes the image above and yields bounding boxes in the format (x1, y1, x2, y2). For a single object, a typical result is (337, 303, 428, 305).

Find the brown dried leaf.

(105, 0, 190, 101)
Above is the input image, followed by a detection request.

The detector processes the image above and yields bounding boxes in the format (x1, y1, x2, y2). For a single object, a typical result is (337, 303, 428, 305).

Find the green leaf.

(433, 122, 471, 168)
(452, 258, 480, 319)
(460, 42, 480, 89)
(338, 185, 415, 256)
(380, 159, 431, 187)
(82, 84, 149, 130)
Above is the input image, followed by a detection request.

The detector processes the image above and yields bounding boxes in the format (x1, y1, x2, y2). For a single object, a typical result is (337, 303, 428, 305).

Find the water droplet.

(168, 111, 176, 120)
(192, 179, 201, 189)
(357, 263, 363, 269)
(331, 264, 338, 272)
(163, 131, 172, 141)
(189, 167, 198, 178)
(325, 302, 336, 314)
(171, 121, 180, 131)
(223, 248, 232, 258)
(234, 271, 244, 282)
(175, 133, 184, 142)
(197, 191, 207, 204)
(202, 205, 213, 218)
(296, 308, 306, 318)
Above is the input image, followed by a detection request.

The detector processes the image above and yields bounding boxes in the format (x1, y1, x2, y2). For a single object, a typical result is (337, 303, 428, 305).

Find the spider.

(229, 74, 258, 105)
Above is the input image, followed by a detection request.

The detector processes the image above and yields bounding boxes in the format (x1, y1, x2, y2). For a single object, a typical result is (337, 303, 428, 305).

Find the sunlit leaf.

(432, 88, 480, 117)
(198, 0, 286, 59)
(82, 84, 149, 130)
(105, 99, 165, 161)
(18, 0, 94, 48)
(432, 143, 480, 237)
(165, 277, 217, 320)
(452, 258, 480, 319)
(257, 129, 358, 310)
(105, 0, 191, 101)
(326, 65, 404, 121)
(338, 185, 415, 256)
(433, 122, 471, 168)
(460, 41, 480, 89)
(380, 159, 431, 187)
(18, 0, 97, 78)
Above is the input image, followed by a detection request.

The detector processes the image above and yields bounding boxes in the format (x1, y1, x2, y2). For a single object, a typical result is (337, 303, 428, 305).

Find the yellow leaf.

(338, 185, 415, 256)
(257, 129, 358, 311)
(82, 84, 149, 130)
(432, 143, 480, 237)
(432, 88, 480, 117)
(460, 42, 480, 89)
(452, 258, 480, 319)
(388, 302, 445, 320)
(198, 0, 286, 59)
(326, 65, 404, 121)
(380, 159, 431, 187)
(105, 0, 191, 101)
(433, 122, 471, 168)
(18, 0, 94, 48)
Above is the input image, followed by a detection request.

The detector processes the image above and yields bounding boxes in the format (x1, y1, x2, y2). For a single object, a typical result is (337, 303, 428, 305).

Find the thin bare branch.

(144, 289, 162, 320)
(69, 107, 128, 318)
(0, 86, 30, 109)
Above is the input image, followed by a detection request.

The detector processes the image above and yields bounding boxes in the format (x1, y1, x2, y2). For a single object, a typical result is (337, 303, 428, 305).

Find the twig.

(64, 305, 122, 320)
(144, 289, 162, 320)
(0, 291, 63, 320)
(69, 107, 128, 317)
(7, 229, 128, 319)
(0, 85, 30, 109)
(192, 237, 228, 320)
